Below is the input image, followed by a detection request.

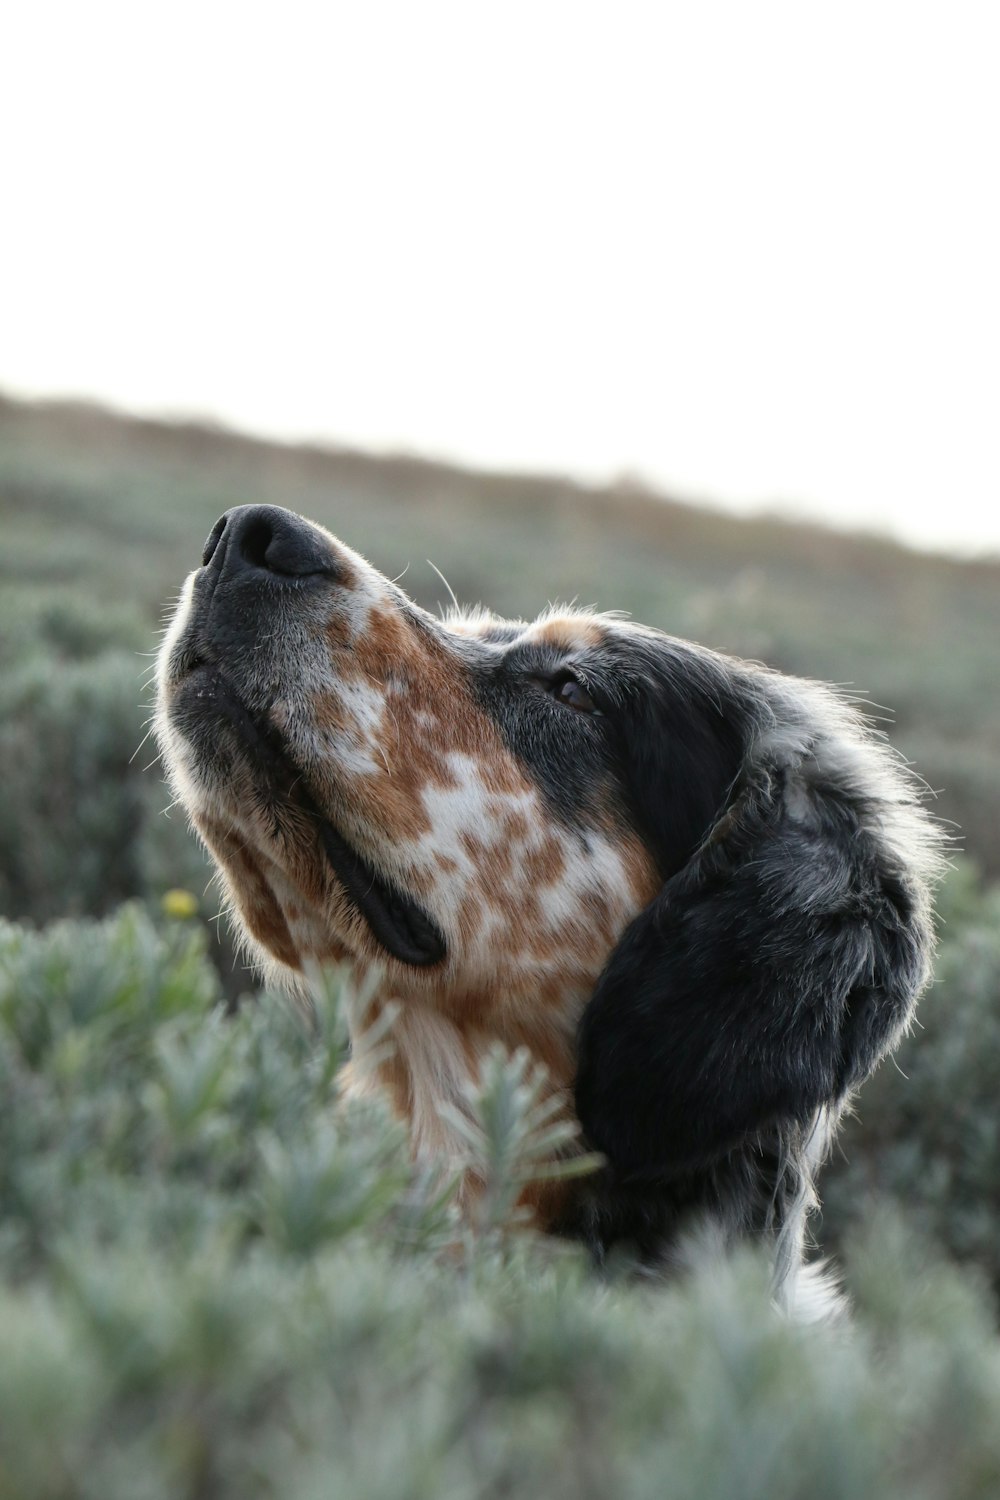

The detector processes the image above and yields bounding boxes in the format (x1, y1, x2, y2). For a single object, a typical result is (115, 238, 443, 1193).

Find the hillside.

(2, 391, 997, 876)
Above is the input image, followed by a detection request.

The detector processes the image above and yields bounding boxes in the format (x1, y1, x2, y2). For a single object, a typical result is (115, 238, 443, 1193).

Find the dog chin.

(169, 667, 446, 970)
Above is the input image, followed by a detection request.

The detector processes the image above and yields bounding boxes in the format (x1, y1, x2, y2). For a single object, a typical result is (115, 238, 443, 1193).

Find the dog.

(156, 503, 944, 1315)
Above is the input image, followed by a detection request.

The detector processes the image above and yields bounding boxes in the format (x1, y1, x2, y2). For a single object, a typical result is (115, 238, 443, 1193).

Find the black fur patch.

(569, 656, 936, 1264)
(463, 623, 938, 1271)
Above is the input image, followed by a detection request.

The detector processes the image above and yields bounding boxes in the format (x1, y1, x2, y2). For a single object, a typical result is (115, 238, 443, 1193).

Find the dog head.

(156, 504, 944, 1208)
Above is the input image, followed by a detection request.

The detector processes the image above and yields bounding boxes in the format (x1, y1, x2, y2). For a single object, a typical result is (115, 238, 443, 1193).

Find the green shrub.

(1, 906, 1000, 1499)
(0, 649, 209, 922)
(0, 652, 146, 919)
(0, 585, 149, 670)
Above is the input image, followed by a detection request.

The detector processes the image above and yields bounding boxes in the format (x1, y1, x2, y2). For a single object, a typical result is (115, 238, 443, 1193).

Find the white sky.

(3, 1, 999, 555)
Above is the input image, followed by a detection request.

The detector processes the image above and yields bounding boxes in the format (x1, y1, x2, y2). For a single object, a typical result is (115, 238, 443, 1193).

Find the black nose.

(202, 505, 337, 581)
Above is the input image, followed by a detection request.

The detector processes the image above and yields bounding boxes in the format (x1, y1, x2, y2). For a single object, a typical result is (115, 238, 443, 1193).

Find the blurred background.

(2, 6, 1000, 1489)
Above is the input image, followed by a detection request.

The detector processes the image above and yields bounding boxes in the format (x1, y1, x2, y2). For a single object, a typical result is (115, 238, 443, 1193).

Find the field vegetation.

(1, 392, 999, 1496)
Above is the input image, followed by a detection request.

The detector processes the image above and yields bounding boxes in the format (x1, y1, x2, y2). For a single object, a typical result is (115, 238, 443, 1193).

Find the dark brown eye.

(553, 677, 600, 715)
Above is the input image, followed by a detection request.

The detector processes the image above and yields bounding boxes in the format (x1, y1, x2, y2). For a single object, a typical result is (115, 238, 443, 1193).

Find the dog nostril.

(202, 513, 229, 567)
(238, 516, 277, 571)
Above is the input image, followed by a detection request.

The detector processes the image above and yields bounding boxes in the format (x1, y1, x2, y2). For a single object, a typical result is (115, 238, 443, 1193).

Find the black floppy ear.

(575, 760, 936, 1180)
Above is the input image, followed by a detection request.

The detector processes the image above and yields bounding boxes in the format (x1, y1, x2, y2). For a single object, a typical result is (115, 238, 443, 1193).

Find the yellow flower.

(161, 888, 199, 919)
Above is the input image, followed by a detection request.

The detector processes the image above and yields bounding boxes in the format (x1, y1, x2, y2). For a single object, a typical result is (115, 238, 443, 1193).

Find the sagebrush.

(0, 908, 999, 1499)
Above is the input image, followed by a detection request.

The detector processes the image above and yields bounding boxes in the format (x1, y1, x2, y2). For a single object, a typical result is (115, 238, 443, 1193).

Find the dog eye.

(551, 676, 601, 715)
